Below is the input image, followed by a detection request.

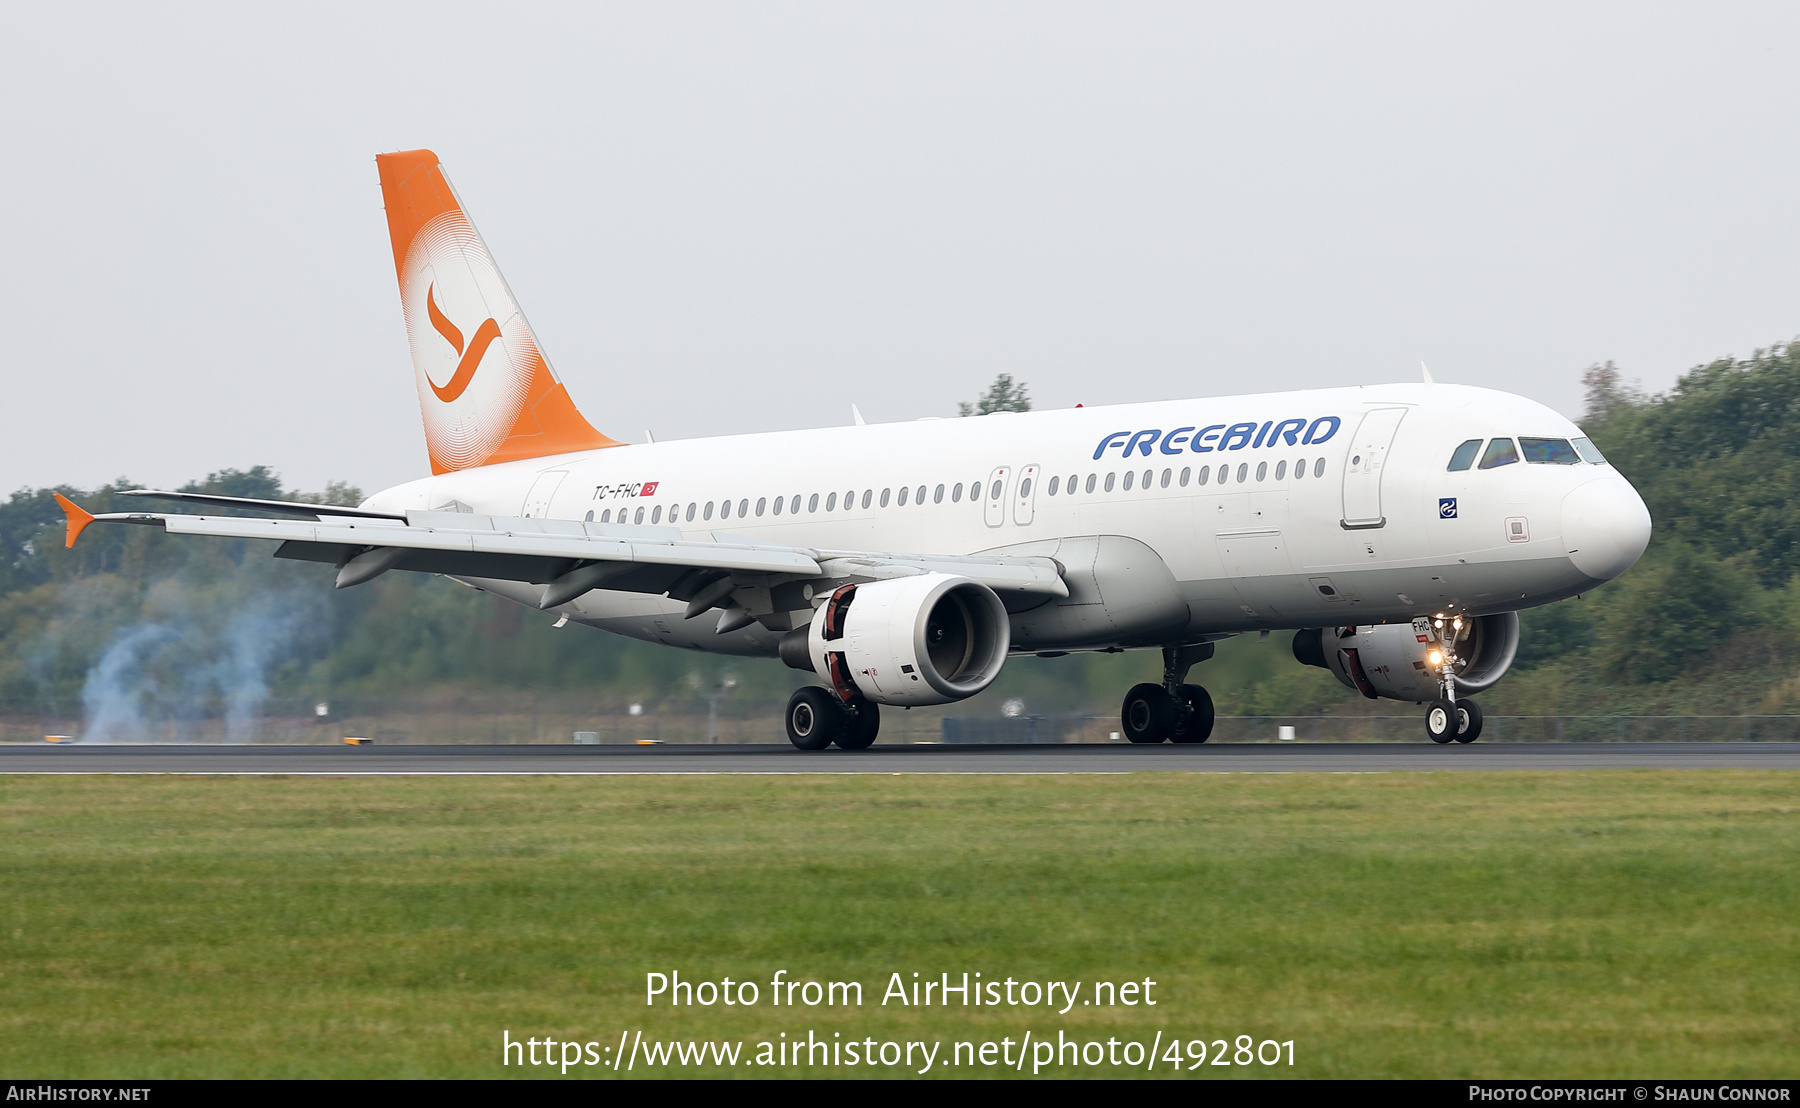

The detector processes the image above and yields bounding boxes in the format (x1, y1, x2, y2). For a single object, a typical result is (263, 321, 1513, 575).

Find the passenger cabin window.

(1255, 462, 1267, 481)
(1197, 465, 1210, 485)
(1313, 458, 1325, 478)
(826, 492, 837, 511)
(771, 496, 783, 515)
(1085, 474, 1097, 493)
(916, 485, 926, 504)
(703, 502, 714, 520)
(1275, 460, 1287, 480)
(756, 497, 767, 516)
(600, 509, 612, 522)
(652, 506, 663, 524)
(1123, 471, 1135, 491)
(738, 498, 749, 517)
(634, 507, 645, 524)
(1447, 438, 1482, 471)
(1572, 436, 1608, 464)
(687, 504, 697, 522)
(1180, 467, 1190, 486)
(1066, 473, 1076, 492)
(952, 483, 963, 502)
(1520, 437, 1581, 465)
(880, 489, 891, 507)
(1104, 473, 1116, 492)
(934, 484, 944, 504)
(1048, 476, 1060, 496)
(1478, 438, 1520, 469)
(898, 486, 909, 506)
(861, 490, 872, 509)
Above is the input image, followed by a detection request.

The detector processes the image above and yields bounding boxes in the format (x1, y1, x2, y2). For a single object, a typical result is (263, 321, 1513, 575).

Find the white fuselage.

(361, 382, 1651, 657)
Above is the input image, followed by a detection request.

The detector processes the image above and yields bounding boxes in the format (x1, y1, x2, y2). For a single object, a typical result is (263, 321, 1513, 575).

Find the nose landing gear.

(1120, 644, 1218, 744)
(1421, 617, 1483, 744)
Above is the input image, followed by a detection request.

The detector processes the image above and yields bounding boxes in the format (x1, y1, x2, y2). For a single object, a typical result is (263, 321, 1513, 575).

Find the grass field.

(0, 771, 1795, 1078)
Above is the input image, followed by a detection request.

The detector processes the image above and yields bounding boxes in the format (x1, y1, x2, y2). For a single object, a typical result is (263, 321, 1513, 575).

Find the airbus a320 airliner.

(57, 150, 1653, 748)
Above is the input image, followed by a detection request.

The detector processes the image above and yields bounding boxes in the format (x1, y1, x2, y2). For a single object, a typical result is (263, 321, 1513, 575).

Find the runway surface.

(2, 742, 1797, 774)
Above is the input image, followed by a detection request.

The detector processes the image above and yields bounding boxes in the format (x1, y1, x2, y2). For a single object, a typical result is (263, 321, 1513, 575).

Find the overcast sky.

(3, 2, 1797, 496)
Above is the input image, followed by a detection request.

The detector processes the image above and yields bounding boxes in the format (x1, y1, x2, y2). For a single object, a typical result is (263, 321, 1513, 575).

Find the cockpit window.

(1477, 438, 1520, 469)
(1520, 437, 1581, 464)
(1571, 436, 1608, 464)
(1447, 439, 1482, 471)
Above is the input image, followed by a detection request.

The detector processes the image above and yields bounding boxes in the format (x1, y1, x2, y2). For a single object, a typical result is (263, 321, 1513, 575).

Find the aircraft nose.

(1561, 475, 1652, 583)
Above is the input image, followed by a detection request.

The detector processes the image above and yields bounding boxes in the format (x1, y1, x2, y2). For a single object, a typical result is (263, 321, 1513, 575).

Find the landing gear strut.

(784, 686, 882, 751)
(1422, 616, 1483, 744)
(1120, 644, 1217, 744)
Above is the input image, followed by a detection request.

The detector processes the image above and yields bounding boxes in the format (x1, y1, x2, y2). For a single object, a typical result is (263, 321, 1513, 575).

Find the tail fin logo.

(377, 149, 619, 473)
(423, 282, 503, 403)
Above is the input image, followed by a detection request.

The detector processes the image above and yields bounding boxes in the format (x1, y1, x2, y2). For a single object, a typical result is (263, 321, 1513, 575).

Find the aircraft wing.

(54, 497, 1067, 631)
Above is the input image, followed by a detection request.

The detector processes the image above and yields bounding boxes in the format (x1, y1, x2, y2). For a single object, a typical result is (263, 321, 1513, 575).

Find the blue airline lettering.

(1091, 415, 1342, 460)
(1093, 431, 1130, 460)
(1122, 429, 1161, 457)
(1270, 417, 1307, 445)
(1302, 416, 1340, 445)
(1220, 422, 1258, 451)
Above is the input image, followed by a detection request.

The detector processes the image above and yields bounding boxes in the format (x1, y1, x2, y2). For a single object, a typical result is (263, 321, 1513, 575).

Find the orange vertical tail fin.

(375, 150, 620, 474)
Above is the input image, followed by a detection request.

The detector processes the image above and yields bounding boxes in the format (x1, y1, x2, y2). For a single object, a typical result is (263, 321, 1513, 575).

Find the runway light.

(1428, 650, 1444, 666)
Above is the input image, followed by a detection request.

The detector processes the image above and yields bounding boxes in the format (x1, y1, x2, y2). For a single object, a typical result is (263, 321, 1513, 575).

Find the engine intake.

(805, 573, 1010, 706)
(1293, 612, 1520, 704)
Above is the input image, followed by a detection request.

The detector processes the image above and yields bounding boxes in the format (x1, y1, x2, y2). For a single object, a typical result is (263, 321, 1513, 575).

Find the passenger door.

(1340, 408, 1407, 528)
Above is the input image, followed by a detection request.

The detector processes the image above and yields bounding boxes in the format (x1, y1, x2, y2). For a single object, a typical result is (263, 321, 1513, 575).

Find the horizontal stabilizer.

(119, 490, 403, 520)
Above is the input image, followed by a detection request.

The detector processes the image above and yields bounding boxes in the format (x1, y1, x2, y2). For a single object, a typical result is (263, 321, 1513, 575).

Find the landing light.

(1428, 650, 1444, 666)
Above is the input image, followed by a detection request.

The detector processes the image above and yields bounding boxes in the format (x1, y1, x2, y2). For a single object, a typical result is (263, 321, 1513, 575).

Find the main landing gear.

(1120, 644, 1218, 744)
(784, 686, 882, 751)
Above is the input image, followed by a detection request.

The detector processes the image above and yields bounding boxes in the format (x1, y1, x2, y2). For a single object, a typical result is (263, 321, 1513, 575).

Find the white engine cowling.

(806, 573, 1010, 706)
(1293, 612, 1520, 704)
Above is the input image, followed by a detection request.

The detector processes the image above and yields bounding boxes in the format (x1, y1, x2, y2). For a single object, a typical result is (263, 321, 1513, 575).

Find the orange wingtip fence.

(53, 494, 95, 548)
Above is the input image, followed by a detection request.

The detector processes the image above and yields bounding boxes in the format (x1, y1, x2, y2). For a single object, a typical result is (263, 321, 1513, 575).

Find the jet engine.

(796, 573, 1010, 706)
(1292, 612, 1520, 704)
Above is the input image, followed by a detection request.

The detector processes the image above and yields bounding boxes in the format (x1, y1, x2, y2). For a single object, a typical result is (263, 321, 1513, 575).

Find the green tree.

(958, 374, 1031, 417)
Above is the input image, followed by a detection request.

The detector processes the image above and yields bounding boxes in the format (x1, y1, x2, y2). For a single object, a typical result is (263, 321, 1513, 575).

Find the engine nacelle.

(1293, 612, 1520, 704)
(804, 573, 1010, 706)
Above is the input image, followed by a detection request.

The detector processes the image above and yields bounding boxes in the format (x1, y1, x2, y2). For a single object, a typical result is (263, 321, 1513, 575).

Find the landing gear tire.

(1169, 684, 1215, 744)
(1425, 699, 1457, 744)
(1453, 698, 1483, 744)
(785, 687, 843, 751)
(1122, 683, 1176, 744)
(834, 699, 881, 750)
